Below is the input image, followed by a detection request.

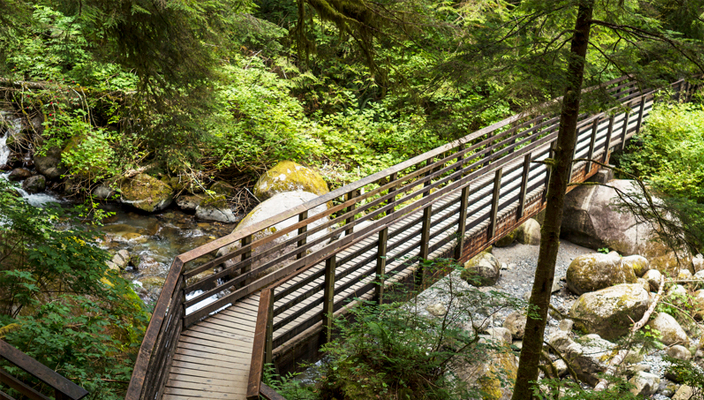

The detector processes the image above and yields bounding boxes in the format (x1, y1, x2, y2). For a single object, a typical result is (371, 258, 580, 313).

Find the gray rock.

(553, 359, 568, 377)
(547, 331, 610, 386)
(119, 173, 174, 213)
(559, 319, 574, 332)
(112, 249, 131, 269)
(426, 303, 447, 317)
(667, 345, 692, 361)
(566, 251, 636, 295)
(461, 251, 500, 286)
(8, 168, 31, 181)
(503, 312, 527, 339)
(517, 218, 541, 245)
(678, 268, 693, 280)
(648, 313, 689, 346)
(93, 185, 115, 200)
(34, 146, 63, 180)
(622, 255, 650, 277)
(643, 269, 663, 292)
(195, 204, 238, 223)
(22, 175, 45, 193)
(176, 195, 203, 212)
(629, 371, 661, 397)
(672, 384, 693, 400)
(486, 327, 512, 344)
(570, 284, 650, 340)
(693, 254, 704, 273)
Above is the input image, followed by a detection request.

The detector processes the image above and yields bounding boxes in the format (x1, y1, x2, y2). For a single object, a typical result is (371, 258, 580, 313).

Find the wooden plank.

(0, 341, 87, 400)
(169, 365, 250, 381)
(165, 379, 240, 394)
(171, 354, 251, 372)
(0, 389, 17, 400)
(163, 387, 245, 399)
(375, 228, 388, 303)
(180, 331, 253, 349)
(260, 383, 287, 400)
(176, 338, 253, 359)
(296, 211, 308, 260)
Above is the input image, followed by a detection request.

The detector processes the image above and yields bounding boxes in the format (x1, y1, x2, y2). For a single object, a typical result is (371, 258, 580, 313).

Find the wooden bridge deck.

(162, 294, 259, 400)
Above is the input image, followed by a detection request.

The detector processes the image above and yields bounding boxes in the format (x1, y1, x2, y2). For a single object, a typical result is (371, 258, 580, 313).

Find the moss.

(120, 173, 174, 212)
(201, 194, 228, 209)
(210, 181, 236, 196)
(254, 161, 329, 200)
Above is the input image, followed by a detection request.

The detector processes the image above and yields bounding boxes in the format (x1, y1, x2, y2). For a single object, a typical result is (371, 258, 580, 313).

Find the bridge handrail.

(0, 340, 89, 400)
(125, 75, 693, 400)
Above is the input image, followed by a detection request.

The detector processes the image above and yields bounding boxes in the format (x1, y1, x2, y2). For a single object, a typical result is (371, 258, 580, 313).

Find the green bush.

(0, 181, 148, 399)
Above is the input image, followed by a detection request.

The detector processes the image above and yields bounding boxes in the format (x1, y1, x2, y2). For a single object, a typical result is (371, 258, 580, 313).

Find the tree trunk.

(510, 2, 594, 399)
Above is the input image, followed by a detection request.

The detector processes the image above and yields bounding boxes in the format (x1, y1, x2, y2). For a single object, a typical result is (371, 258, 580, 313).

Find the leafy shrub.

(0, 181, 148, 399)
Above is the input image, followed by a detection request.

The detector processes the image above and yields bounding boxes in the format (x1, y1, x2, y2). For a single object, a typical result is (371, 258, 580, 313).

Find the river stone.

(253, 161, 329, 201)
(503, 312, 527, 339)
(34, 146, 63, 180)
(553, 359, 568, 377)
(570, 284, 650, 340)
(693, 254, 704, 273)
(561, 180, 688, 268)
(486, 327, 512, 344)
(460, 250, 500, 286)
(8, 167, 31, 181)
(667, 345, 692, 361)
(622, 255, 650, 277)
(426, 303, 447, 317)
(93, 185, 115, 200)
(22, 175, 45, 194)
(216, 191, 331, 278)
(517, 218, 541, 245)
(112, 249, 131, 269)
(648, 312, 689, 346)
(672, 385, 694, 400)
(495, 228, 519, 247)
(629, 371, 660, 397)
(547, 331, 611, 386)
(195, 195, 238, 223)
(456, 345, 518, 400)
(119, 173, 174, 213)
(678, 268, 693, 280)
(176, 195, 203, 212)
(643, 269, 662, 292)
(566, 251, 636, 295)
(693, 290, 704, 319)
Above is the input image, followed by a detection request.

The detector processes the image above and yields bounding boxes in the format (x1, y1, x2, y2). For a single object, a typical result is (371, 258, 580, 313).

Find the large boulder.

(517, 218, 541, 245)
(566, 252, 637, 295)
(547, 332, 614, 386)
(22, 175, 45, 194)
(216, 191, 331, 277)
(195, 195, 238, 223)
(629, 371, 660, 397)
(7, 168, 31, 181)
(253, 161, 329, 201)
(119, 173, 174, 213)
(648, 312, 689, 346)
(570, 284, 650, 340)
(621, 255, 650, 277)
(562, 180, 684, 267)
(34, 146, 63, 180)
(456, 345, 518, 400)
(460, 250, 500, 286)
(503, 312, 527, 339)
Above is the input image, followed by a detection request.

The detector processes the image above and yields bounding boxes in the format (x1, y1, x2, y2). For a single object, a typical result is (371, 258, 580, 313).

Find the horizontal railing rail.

(0, 340, 88, 400)
(126, 76, 696, 400)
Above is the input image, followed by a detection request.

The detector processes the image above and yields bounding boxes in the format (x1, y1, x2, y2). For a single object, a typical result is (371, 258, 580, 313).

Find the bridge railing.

(0, 340, 88, 400)
(126, 76, 693, 400)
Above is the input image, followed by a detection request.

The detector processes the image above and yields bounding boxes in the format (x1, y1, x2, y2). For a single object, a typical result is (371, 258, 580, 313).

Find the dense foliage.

(0, 181, 148, 399)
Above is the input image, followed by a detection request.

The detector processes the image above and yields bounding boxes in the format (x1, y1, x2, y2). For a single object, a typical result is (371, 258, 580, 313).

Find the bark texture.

(510, 2, 594, 399)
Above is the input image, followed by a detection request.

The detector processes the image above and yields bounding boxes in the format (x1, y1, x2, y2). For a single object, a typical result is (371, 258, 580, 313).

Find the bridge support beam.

(322, 256, 337, 343)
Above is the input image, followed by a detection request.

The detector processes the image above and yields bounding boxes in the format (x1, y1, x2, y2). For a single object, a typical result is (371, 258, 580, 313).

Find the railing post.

(586, 119, 598, 173)
(265, 290, 274, 365)
(516, 153, 532, 220)
(296, 211, 308, 259)
(417, 161, 436, 287)
(454, 185, 470, 260)
(375, 228, 388, 304)
(620, 110, 630, 151)
(543, 141, 555, 202)
(603, 115, 614, 164)
(344, 190, 359, 236)
(322, 255, 336, 343)
(180, 275, 187, 330)
(635, 96, 647, 134)
(488, 168, 503, 240)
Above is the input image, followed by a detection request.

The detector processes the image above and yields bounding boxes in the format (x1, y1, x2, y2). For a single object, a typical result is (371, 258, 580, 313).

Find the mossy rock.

(570, 284, 649, 340)
(119, 173, 174, 213)
(566, 252, 637, 295)
(210, 181, 236, 196)
(461, 250, 500, 286)
(201, 194, 228, 209)
(495, 228, 519, 247)
(254, 161, 328, 201)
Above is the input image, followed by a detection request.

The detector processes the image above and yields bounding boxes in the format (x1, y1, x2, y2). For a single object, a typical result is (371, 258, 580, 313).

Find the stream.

(0, 112, 238, 304)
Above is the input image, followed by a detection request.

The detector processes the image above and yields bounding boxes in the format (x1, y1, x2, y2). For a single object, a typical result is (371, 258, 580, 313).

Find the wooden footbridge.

(124, 77, 694, 400)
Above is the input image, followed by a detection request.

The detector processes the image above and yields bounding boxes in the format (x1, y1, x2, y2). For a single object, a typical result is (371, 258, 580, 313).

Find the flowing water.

(0, 113, 237, 303)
